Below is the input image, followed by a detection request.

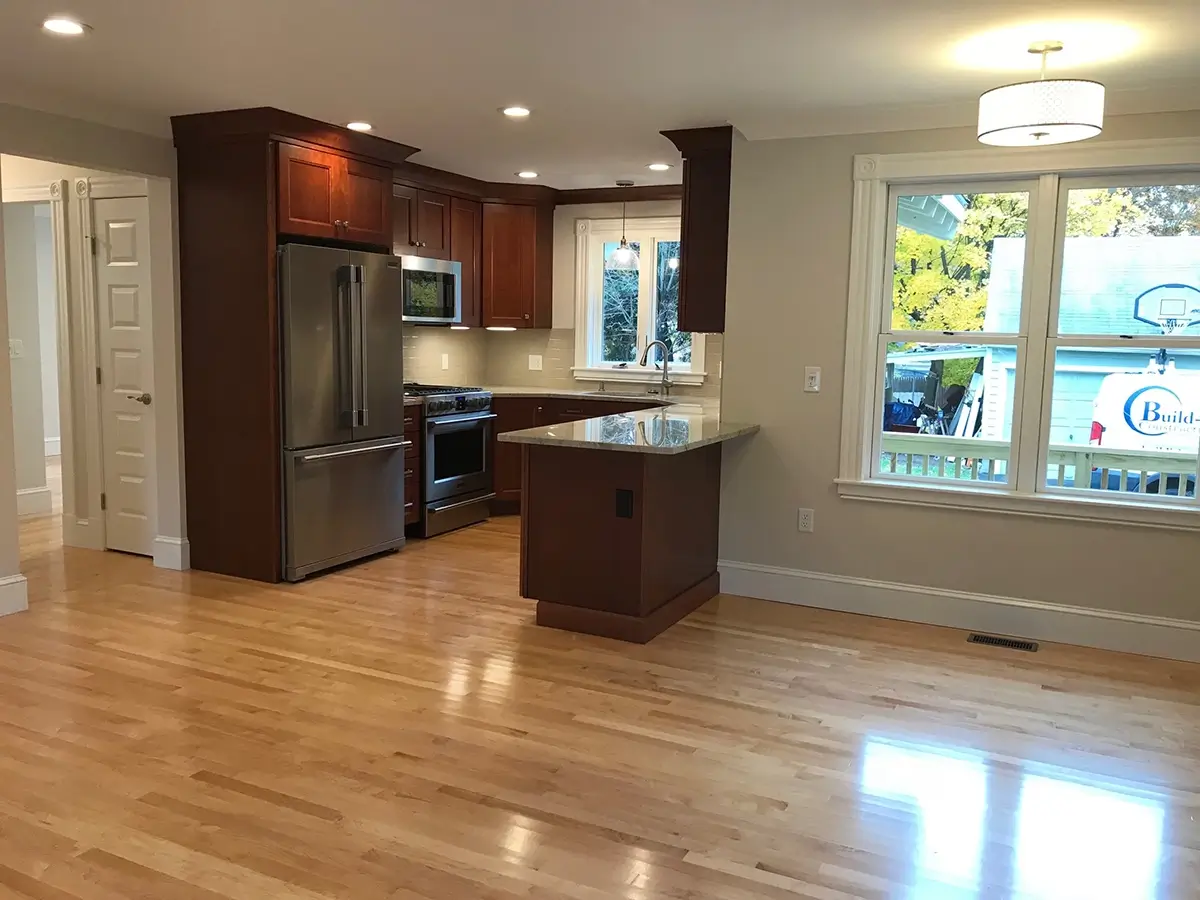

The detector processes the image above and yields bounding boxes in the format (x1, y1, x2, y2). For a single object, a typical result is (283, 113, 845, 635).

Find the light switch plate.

(441, 353, 449, 371)
(529, 354, 543, 371)
(804, 366, 821, 393)
(8, 339, 22, 359)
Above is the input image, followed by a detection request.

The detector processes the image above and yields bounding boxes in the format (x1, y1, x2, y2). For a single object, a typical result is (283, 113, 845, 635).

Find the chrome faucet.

(639, 340, 672, 397)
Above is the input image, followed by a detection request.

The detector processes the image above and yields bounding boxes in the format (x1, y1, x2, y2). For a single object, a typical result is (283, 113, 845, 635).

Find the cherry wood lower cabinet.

(491, 396, 661, 512)
(403, 404, 423, 527)
(521, 442, 722, 643)
(491, 397, 540, 510)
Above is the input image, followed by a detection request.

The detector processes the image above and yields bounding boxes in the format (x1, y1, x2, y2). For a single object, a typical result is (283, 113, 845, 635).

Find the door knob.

(127, 392, 152, 405)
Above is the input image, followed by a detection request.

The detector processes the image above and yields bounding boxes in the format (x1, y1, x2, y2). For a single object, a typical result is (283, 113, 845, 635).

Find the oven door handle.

(426, 412, 498, 431)
(428, 493, 497, 515)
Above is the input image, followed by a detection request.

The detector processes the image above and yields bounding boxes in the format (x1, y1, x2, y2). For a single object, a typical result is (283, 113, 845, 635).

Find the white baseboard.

(153, 536, 190, 571)
(44, 437, 60, 456)
(63, 517, 104, 551)
(718, 560, 1200, 664)
(0, 574, 28, 617)
(16, 486, 52, 517)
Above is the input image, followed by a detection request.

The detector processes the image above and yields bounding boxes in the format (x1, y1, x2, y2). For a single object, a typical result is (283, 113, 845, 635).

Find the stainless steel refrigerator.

(279, 244, 408, 581)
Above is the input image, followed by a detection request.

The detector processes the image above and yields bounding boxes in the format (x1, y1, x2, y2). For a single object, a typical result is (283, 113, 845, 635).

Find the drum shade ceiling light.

(977, 41, 1105, 147)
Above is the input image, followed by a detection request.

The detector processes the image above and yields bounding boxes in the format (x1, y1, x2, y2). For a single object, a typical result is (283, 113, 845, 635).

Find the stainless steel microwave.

(399, 256, 462, 325)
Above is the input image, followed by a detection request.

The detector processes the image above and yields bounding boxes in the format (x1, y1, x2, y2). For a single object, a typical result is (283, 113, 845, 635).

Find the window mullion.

(639, 237, 656, 351)
(1014, 173, 1060, 495)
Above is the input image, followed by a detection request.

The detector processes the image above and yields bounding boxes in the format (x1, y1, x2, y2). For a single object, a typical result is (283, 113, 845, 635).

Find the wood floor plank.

(4, 511, 1200, 898)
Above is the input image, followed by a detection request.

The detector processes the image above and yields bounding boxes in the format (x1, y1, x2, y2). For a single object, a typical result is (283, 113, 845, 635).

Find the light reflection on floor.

(860, 738, 1166, 900)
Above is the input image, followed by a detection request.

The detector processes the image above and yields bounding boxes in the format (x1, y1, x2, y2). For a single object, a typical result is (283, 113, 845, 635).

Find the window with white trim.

(572, 216, 706, 384)
(843, 144, 1200, 526)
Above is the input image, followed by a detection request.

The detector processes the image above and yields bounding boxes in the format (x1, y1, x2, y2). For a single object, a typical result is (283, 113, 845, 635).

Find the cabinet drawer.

(403, 437, 419, 460)
(404, 467, 420, 524)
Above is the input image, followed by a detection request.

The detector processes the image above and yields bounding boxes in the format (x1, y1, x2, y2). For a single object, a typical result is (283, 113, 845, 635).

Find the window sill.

(835, 477, 1200, 532)
(572, 367, 708, 386)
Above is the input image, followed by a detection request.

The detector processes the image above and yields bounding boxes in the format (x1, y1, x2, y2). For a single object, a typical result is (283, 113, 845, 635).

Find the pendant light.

(977, 41, 1105, 147)
(605, 181, 640, 271)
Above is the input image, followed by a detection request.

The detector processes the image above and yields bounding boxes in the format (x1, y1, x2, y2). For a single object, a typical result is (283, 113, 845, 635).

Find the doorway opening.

(2, 155, 161, 578)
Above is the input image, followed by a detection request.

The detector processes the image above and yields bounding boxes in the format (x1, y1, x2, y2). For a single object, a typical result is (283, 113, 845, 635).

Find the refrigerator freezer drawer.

(283, 437, 410, 581)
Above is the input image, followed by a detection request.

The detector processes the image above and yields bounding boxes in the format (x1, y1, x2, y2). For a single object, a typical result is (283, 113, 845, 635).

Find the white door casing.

(92, 194, 156, 556)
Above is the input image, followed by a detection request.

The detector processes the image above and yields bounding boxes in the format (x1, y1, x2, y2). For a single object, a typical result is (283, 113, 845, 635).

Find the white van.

(1090, 369, 1200, 453)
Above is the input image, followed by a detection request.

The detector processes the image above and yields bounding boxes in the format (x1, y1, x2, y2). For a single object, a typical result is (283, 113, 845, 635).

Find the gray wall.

(718, 110, 1200, 623)
(2, 203, 47, 494)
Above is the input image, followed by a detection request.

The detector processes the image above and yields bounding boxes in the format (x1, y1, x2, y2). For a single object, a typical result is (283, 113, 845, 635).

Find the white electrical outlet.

(529, 354, 543, 371)
(8, 339, 22, 359)
(797, 508, 815, 533)
(804, 367, 821, 393)
(441, 353, 449, 371)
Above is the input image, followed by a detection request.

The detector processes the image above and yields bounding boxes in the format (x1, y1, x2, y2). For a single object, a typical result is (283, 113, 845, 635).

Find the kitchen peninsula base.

(520, 442, 723, 643)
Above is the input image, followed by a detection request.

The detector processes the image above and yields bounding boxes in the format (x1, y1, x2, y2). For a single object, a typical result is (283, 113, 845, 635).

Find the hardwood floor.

(2, 514, 1199, 899)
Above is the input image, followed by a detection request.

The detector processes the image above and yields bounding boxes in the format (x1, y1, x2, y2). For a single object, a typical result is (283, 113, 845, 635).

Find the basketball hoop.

(1133, 284, 1200, 337)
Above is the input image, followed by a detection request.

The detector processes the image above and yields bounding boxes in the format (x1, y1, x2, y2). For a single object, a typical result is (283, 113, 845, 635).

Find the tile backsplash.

(402, 328, 488, 386)
(404, 327, 722, 399)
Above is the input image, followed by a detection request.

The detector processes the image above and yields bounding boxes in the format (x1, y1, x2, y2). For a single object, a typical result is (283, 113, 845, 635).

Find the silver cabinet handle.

(127, 392, 152, 405)
(299, 440, 407, 463)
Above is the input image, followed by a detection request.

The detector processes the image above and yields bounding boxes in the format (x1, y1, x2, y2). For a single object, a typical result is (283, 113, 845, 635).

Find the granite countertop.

(483, 385, 672, 404)
(498, 401, 759, 455)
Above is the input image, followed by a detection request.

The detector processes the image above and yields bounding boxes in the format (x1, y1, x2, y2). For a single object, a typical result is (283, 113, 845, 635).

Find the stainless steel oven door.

(400, 256, 462, 325)
(425, 411, 496, 503)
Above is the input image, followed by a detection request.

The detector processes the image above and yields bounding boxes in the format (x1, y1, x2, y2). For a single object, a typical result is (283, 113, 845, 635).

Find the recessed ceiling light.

(346, 122, 373, 132)
(502, 106, 532, 118)
(43, 16, 88, 35)
(647, 163, 674, 171)
(517, 171, 538, 179)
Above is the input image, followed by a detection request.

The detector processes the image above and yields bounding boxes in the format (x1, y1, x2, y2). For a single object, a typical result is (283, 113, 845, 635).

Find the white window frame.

(572, 216, 706, 385)
(838, 138, 1200, 531)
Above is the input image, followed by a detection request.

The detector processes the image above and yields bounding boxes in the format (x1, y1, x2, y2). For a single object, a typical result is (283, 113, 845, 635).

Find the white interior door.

(93, 195, 155, 556)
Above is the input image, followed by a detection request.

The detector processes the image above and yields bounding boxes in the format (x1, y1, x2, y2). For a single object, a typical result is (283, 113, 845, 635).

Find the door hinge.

(96, 366, 102, 385)
(100, 493, 106, 511)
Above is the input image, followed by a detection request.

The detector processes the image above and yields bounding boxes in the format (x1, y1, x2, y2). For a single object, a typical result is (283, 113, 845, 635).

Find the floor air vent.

(967, 633, 1039, 652)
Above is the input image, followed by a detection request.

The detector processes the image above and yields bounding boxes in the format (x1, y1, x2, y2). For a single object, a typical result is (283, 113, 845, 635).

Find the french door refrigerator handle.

(299, 440, 408, 463)
(348, 265, 364, 428)
(338, 271, 358, 428)
(356, 265, 370, 428)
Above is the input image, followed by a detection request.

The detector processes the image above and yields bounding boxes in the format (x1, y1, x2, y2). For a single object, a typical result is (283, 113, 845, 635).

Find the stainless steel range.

(404, 384, 496, 537)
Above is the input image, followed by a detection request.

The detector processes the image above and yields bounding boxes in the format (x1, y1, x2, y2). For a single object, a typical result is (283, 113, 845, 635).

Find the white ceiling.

(1, 0, 1199, 188)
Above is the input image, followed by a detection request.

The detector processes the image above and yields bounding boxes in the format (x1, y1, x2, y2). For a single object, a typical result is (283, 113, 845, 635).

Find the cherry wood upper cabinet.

(392, 184, 416, 253)
(277, 144, 339, 240)
(482, 202, 553, 329)
(450, 197, 482, 328)
(661, 125, 734, 334)
(340, 159, 393, 247)
(415, 191, 451, 259)
(277, 144, 391, 248)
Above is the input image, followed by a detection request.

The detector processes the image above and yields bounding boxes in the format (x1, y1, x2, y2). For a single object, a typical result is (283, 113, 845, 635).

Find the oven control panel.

(425, 392, 492, 418)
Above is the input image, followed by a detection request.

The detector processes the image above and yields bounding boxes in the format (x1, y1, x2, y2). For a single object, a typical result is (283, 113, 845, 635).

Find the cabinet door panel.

(482, 203, 536, 328)
(492, 397, 539, 504)
(450, 197, 482, 328)
(277, 144, 338, 239)
(415, 190, 451, 259)
(392, 184, 417, 254)
(341, 159, 393, 248)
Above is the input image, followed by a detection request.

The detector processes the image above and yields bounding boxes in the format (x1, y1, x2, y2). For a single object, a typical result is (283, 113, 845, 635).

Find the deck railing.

(880, 433, 1197, 495)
